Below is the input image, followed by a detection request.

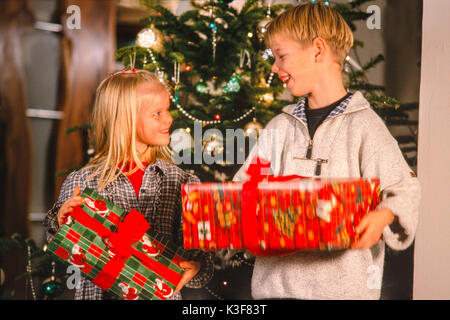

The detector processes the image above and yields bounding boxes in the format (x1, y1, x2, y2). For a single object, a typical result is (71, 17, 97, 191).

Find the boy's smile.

(270, 34, 317, 97)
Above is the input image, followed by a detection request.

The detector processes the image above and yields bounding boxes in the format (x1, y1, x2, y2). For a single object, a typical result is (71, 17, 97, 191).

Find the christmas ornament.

(173, 61, 180, 105)
(222, 73, 241, 93)
(244, 118, 264, 138)
(136, 28, 156, 48)
(261, 92, 274, 106)
(239, 49, 251, 69)
(136, 27, 163, 52)
(345, 55, 363, 71)
(42, 276, 63, 298)
(42, 260, 63, 298)
(208, 5, 217, 61)
(195, 81, 208, 94)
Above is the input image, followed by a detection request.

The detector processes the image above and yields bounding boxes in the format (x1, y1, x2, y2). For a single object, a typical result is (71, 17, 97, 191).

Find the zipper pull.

(306, 140, 313, 159)
(315, 159, 328, 176)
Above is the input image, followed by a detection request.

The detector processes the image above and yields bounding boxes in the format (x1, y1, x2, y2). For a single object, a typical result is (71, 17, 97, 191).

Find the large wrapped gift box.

(47, 188, 189, 300)
(182, 160, 380, 255)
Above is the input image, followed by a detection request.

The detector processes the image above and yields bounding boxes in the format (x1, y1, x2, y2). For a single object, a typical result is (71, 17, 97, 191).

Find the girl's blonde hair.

(85, 70, 173, 190)
(265, 2, 353, 68)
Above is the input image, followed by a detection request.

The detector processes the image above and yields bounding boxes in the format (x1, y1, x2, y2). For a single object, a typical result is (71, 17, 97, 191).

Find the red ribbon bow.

(241, 157, 306, 255)
(70, 207, 182, 291)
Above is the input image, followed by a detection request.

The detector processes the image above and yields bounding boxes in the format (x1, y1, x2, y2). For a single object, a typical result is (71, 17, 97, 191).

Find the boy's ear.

(312, 37, 327, 63)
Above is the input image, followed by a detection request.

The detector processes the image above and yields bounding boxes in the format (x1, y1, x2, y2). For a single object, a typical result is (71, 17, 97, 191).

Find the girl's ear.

(312, 37, 327, 63)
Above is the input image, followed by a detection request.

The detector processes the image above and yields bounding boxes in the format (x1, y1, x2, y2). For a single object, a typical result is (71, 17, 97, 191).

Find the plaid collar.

(151, 158, 170, 176)
(292, 93, 353, 125)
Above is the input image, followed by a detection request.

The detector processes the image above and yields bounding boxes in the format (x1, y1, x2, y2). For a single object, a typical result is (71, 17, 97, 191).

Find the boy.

(233, 3, 420, 299)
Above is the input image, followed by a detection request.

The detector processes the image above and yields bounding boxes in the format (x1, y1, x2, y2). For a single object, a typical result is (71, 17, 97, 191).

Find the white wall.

(414, 0, 450, 300)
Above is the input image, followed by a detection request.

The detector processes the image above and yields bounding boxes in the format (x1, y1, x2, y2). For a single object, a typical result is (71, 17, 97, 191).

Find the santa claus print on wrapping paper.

(83, 197, 109, 217)
(154, 278, 173, 299)
(69, 244, 86, 268)
(315, 193, 338, 223)
(140, 235, 160, 257)
(64, 216, 73, 225)
(119, 282, 139, 300)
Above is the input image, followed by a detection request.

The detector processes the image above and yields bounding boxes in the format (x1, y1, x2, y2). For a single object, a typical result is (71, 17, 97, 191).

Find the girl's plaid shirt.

(44, 158, 213, 300)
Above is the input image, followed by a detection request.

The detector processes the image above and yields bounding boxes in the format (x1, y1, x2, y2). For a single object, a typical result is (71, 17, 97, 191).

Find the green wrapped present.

(47, 188, 189, 300)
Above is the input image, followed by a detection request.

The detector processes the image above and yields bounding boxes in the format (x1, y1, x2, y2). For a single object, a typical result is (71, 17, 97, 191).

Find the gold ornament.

(261, 92, 274, 106)
(244, 118, 263, 138)
(136, 26, 164, 52)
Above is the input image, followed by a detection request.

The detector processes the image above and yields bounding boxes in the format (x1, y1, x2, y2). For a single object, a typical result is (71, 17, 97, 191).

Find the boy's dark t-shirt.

(305, 93, 351, 139)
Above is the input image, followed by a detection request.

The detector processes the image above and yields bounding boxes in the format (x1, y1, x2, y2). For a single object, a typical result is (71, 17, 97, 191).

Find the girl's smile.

(135, 84, 173, 151)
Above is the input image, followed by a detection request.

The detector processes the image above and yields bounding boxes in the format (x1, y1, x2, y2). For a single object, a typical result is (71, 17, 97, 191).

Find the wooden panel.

(0, 0, 34, 298)
(0, 0, 34, 237)
(55, 0, 116, 197)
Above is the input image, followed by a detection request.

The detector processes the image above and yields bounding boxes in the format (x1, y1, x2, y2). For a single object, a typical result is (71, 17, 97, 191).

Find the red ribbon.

(241, 157, 306, 256)
(70, 207, 182, 290)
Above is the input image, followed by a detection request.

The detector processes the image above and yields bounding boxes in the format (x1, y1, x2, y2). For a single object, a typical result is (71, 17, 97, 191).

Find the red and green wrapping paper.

(47, 188, 189, 300)
(182, 158, 380, 255)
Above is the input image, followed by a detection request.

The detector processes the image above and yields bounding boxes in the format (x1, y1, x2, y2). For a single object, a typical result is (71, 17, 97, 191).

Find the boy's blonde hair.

(86, 70, 172, 190)
(265, 2, 353, 67)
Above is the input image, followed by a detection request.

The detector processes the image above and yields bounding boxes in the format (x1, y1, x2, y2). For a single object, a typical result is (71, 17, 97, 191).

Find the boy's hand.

(57, 186, 84, 226)
(174, 260, 200, 294)
(352, 208, 395, 250)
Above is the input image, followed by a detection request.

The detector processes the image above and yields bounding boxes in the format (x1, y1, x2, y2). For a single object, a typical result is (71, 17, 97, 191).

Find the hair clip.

(109, 68, 138, 77)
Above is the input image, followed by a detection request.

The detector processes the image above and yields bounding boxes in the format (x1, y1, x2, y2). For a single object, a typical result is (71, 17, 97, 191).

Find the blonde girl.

(44, 70, 212, 300)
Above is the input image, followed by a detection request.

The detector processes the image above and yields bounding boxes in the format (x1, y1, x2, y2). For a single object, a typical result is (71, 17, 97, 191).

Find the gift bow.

(245, 156, 306, 183)
(70, 207, 183, 292)
(241, 157, 306, 255)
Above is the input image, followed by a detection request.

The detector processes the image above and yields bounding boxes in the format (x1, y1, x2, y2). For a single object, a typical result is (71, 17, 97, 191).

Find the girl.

(44, 69, 213, 300)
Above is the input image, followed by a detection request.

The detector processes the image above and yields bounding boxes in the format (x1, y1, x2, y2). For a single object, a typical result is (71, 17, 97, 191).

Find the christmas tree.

(116, 0, 418, 186)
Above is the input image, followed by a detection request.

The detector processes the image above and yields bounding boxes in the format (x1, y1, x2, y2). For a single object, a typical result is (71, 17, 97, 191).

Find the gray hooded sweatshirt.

(233, 91, 420, 300)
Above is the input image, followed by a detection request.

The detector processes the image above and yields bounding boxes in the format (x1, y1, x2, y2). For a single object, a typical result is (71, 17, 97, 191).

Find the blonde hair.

(265, 2, 353, 67)
(85, 70, 173, 190)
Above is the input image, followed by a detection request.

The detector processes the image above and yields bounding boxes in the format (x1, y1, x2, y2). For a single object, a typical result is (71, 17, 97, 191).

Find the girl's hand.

(174, 260, 200, 294)
(57, 186, 84, 226)
(352, 208, 395, 250)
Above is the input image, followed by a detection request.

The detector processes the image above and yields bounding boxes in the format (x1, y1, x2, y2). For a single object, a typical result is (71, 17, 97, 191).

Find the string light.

(168, 70, 275, 125)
